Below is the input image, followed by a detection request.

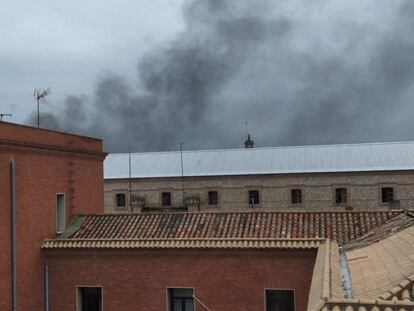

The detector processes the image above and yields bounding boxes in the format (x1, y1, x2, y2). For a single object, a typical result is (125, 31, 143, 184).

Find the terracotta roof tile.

(42, 238, 325, 250)
(67, 211, 400, 244)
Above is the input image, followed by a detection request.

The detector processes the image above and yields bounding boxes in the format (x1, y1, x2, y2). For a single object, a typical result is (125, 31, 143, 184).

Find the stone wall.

(104, 170, 414, 213)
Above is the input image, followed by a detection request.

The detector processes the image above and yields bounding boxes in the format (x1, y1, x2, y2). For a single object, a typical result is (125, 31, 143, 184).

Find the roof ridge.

(46, 237, 327, 241)
(76, 210, 404, 217)
(107, 140, 414, 156)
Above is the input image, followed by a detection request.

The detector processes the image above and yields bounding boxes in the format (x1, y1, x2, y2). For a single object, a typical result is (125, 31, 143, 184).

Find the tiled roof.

(42, 238, 325, 250)
(345, 212, 414, 251)
(347, 223, 414, 300)
(42, 211, 401, 249)
(308, 214, 414, 311)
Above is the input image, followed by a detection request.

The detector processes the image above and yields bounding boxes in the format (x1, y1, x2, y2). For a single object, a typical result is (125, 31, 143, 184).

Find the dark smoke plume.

(27, 0, 414, 152)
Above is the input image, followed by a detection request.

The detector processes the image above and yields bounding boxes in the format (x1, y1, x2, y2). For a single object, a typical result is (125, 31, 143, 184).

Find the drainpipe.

(10, 159, 17, 311)
(44, 260, 49, 311)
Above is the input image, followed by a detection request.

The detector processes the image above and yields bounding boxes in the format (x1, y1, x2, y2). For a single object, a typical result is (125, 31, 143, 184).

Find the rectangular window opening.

(162, 192, 172, 206)
(168, 288, 194, 311)
(382, 187, 394, 203)
(335, 188, 348, 204)
(291, 189, 302, 204)
(248, 190, 260, 206)
(265, 289, 295, 311)
(208, 191, 218, 205)
(77, 287, 102, 311)
(115, 193, 126, 208)
(56, 194, 65, 234)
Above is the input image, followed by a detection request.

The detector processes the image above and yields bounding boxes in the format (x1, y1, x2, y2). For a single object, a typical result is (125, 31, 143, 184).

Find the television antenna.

(0, 113, 12, 121)
(34, 87, 52, 128)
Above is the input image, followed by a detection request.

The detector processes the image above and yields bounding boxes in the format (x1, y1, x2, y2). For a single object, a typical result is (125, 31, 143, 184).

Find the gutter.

(339, 246, 353, 298)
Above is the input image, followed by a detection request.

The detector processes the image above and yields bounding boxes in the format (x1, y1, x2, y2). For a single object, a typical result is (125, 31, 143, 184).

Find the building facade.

(0, 121, 106, 311)
(45, 248, 316, 311)
(42, 210, 400, 311)
(104, 142, 414, 213)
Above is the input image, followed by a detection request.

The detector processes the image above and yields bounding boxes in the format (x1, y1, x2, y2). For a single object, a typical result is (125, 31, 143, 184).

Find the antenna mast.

(129, 149, 132, 213)
(33, 87, 52, 128)
(180, 143, 185, 207)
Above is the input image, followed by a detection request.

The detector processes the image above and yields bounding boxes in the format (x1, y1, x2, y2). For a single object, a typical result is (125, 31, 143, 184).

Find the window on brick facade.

(382, 187, 394, 203)
(208, 191, 218, 205)
(291, 189, 302, 204)
(335, 188, 348, 204)
(168, 288, 194, 311)
(248, 190, 260, 206)
(77, 287, 102, 311)
(265, 289, 295, 311)
(115, 193, 126, 208)
(56, 194, 65, 234)
(162, 192, 172, 206)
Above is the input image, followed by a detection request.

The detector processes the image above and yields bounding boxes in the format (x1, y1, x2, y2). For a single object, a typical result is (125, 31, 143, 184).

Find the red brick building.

(42, 211, 399, 311)
(0, 121, 106, 311)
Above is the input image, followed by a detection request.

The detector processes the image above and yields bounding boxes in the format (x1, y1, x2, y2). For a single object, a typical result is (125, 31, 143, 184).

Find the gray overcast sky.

(0, 0, 185, 122)
(1, 0, 414, 152)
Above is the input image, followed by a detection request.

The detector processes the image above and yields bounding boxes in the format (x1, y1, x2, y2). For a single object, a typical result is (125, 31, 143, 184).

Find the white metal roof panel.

(104, 141, 414, 179)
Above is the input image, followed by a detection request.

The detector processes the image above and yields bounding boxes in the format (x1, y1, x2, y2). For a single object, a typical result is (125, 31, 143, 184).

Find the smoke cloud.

(27, 0, 414, 152)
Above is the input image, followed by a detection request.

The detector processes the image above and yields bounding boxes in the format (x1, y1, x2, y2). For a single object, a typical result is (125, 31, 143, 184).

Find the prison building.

(104, 141, 414, 213)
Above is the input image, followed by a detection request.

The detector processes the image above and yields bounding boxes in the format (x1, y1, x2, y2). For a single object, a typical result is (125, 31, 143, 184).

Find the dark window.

(77, 287, 102, 311)
(162, 192, 172, 206)
(291, 189, 302, 204)
(169, 288, 194, 311)
(115, 193, 126, 208)
(382, 187, 394, 203)
(335, 188, 348, 204)
(248, 190, 260, 206)
(208, 191, 218, 205)
(56, 194, 65, 233)
(265, 289, 295, 311)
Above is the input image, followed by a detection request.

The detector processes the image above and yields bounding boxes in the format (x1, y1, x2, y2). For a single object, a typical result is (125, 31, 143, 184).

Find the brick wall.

(0, 122, 106, 311)
(46, 249, 317, 311)
(104, 171, 414, 212)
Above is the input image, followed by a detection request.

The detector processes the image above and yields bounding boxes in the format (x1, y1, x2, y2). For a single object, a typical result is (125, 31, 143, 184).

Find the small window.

(335, 188, 348, 204)
(168, 288, 194, 311)
(77, 287, 102, 311)
(382, 187, 394, 203)
(115, 193, 126, 208)
(56, 194, 65, 234)
(248, 190, 260, 206)
(265, 289, 295, 311)
(162, 192, 172, 206)
(291, 189, 302, 204)
(208, 191, 218, 205)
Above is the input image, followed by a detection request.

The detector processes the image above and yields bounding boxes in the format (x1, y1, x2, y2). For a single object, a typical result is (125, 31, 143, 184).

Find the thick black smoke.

(27, 0, 414, 152)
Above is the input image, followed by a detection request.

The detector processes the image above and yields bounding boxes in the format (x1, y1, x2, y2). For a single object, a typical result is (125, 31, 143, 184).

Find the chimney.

(244, 134, 254, 148)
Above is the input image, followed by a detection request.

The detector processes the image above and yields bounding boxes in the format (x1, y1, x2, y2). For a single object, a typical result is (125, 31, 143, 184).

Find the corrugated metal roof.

(104, 141, 414, 179)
